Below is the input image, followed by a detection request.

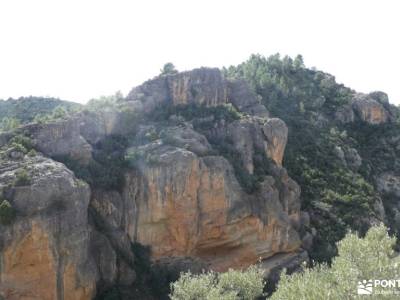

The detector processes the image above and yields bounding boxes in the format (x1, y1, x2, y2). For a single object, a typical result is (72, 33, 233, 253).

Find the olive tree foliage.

(271, 224, 400, 300)
(170, 265, 265, 300)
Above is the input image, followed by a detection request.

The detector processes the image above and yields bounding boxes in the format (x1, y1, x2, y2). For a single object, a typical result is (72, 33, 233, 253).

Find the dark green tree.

(160, 62, 178, 76)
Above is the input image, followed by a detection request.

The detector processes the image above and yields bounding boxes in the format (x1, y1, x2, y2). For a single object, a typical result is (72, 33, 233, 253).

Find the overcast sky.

(0, 0, 399, 104)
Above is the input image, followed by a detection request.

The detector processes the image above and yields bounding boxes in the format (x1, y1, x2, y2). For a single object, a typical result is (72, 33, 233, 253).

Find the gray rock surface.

(23, 117, 93, 164)
(0, 155, 97, 300)
(227, 80, 269, 118)
(376, 173, 400, 197)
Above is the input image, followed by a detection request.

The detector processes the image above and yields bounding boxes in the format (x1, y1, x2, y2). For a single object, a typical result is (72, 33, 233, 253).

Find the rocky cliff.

(0, 67, 307, 299)
(1, 59, 399, 299)
(0, 155, 96, 300)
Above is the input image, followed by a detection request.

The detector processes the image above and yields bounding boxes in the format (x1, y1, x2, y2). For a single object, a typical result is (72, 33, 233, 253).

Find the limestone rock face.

(115, 143, 301, 271)
(352, 93, 390, 124)
(168, 68, 228, 106)
(23, 118, 93, 164)
(0, 156, 97, 300)
(160, 124, 212, 156)
(205, 116, 288, 174)
(335, 91, 395, 125)
(210, 117, 268, 174)
(0, 67, 306, 297)
(126, 68, 228, 112)
(227, 80, 269, 118)
(262, 118, 288, 167)
(79, 110, 123, 145)
(127, 68, 269, 118)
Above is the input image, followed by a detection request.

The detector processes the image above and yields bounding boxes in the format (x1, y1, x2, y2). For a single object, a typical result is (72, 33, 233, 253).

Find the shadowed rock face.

(0, 156, 97, 300)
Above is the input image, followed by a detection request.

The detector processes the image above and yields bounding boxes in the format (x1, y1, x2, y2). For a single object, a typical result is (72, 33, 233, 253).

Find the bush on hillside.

(271, 224, 400, 299)
(0, 199, 16, 225)
(170, 265, 265, 300)
(14, 168, 32, 186)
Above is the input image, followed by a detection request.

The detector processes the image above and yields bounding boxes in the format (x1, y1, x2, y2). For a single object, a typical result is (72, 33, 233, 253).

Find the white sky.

(0, 0, 399, 104)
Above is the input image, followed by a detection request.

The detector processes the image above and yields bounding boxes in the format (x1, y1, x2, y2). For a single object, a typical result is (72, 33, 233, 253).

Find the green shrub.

(55, 135, 129, 191)
(0, 117, 20, 132)
(170, 265, 265, 300)
(14, 168, 32, 186)
(27, 149, 37, 157)
(160, 62, 178, 76)
(145, 128, 160, 142)
(0, 199, 16, 225)
(271, 224, 400, 299)
(33, 105, 79, 124)
(9, 135, 34, 152)
(10, 142, 27, 154)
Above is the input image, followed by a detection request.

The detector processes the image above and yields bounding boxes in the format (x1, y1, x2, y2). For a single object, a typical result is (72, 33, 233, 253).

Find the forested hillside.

(224, 54, 400, 261)
(0, 96, 81, 131)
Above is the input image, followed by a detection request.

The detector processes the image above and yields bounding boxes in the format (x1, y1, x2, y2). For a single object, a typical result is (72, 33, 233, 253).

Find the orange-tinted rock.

(126, 68, 228, 113)
(121, 145, 301, 271)
(0, 157, 97, 300)
(1, 222, 57, 300)
(352, 94, 389, 124)
(262, 118, 288, 166)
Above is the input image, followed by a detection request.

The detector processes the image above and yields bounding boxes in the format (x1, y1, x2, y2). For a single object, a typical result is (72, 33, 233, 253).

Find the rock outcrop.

(376, 173, 400, 197)
(352, 93, 389, 124)
(126, 68, 228, 112)
(14, 118, 93, 164)
(0, 155, 97, 300)
(88, 68, 302, 272)
(118, 143, 301, 271)
(262, 118, 288, 167)
(227, 80, 269, 118)
(335, 91, 394, 125)
(0, 67, 306, 298)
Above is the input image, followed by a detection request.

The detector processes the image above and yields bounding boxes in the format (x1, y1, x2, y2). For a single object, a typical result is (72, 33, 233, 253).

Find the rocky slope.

(0, 68, 307, 299)
(0, 59, 399, 299)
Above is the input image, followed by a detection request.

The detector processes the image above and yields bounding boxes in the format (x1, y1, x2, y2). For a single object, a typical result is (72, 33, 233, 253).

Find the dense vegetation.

(271, 224, 399, 299)
(0, 96, 80, 131)
(224, 54, 400, 262)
